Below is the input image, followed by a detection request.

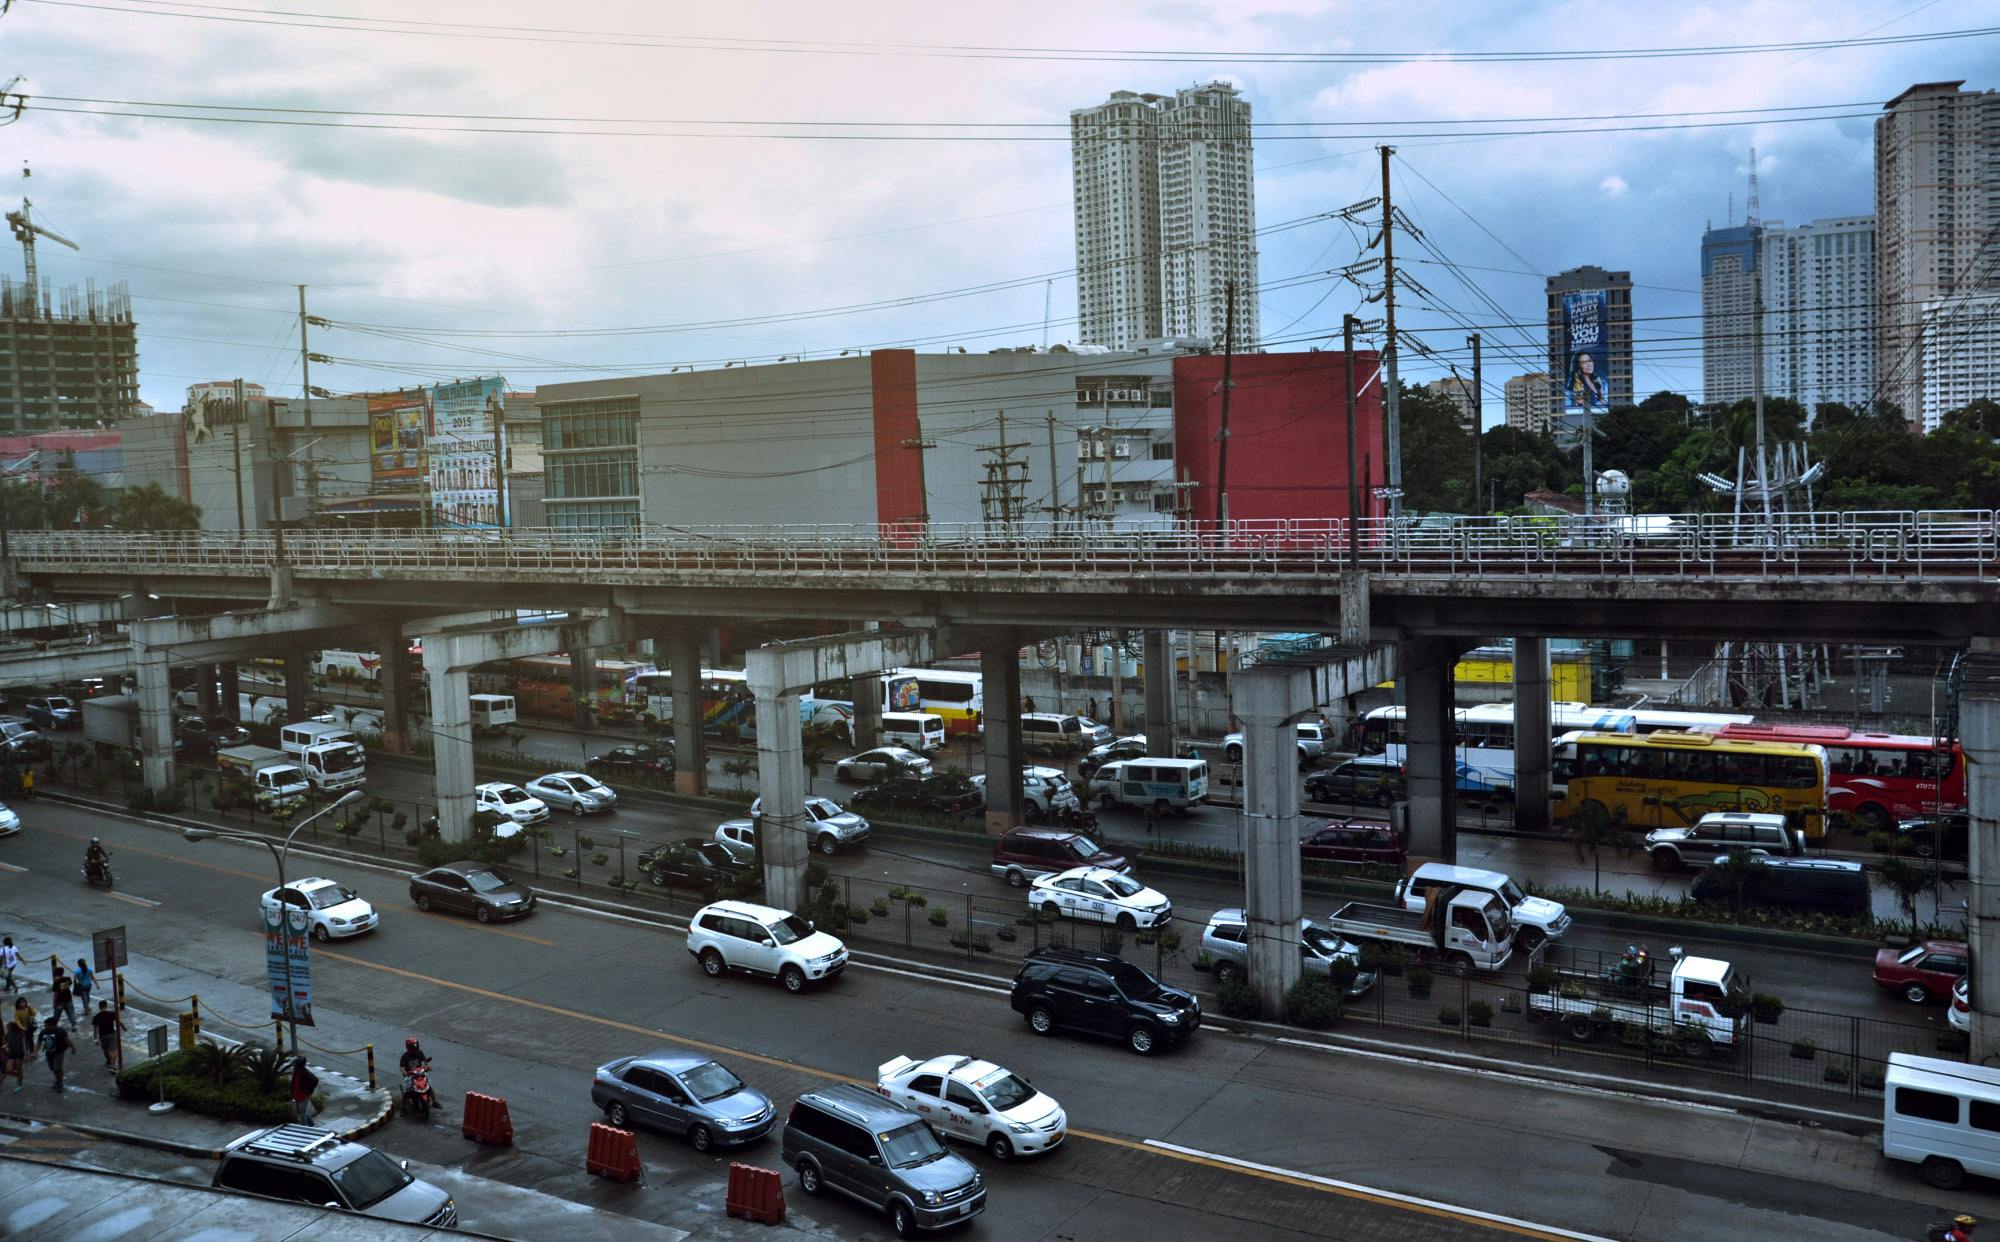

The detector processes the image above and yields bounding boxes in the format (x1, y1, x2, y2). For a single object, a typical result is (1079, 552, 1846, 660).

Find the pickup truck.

(1321, 887, 1515, 974)
(1526, 948, 1746, 1058)
(216, 745, 310, 811)
(1395, 862, 1571, 951)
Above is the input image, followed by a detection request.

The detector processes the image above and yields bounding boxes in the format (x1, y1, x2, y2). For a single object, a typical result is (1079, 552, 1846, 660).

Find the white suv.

(475, 781, 549, 833)
(1645, 811, 1803, 872)
(1222, 722, 1326, 766)
(687, 899, 848, 994)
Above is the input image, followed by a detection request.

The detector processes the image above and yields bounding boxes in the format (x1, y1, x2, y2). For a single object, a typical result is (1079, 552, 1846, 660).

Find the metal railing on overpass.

(12, 510, 2000, 581)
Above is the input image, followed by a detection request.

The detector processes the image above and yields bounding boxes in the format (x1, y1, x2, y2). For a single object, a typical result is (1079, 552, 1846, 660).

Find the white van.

(278, 720, 366, 793)
(470, 693, 516, 736)
(1884, 1052, 2000, 1189)
(880, 711, 946, 754)
(1089, 758, 1210, 813)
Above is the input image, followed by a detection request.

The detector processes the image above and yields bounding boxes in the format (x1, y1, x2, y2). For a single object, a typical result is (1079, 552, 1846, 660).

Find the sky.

(5, 0, 1999, 423)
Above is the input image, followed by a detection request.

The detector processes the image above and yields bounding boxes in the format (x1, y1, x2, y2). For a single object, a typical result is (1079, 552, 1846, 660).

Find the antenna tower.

(1745, 146, 1761, 228)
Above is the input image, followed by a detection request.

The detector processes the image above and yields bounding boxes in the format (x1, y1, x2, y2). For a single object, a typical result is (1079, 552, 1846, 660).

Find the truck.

(82, 695, 135, 750)
(1395, 862, 1572, 951)
(216, 745, 310, 811)
(1525, 946, 1746, 1058)
(1321, 887, 1515, 974)
(277, 720, 366, 793)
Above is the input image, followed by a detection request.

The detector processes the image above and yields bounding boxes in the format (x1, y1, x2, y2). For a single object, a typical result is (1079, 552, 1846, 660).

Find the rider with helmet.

(399, 1037, 440, 1111)
(83, 838, 109, 880)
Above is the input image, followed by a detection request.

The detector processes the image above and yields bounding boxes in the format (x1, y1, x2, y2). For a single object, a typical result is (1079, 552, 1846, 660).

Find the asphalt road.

(0, 799, 1984, 1242)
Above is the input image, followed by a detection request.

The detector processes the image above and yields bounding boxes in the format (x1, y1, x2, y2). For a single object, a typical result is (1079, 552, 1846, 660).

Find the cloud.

(1599, 175, 1629, 198)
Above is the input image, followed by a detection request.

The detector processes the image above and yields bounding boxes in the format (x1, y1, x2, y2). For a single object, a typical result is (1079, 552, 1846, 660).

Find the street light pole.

(184, 789, 363, 1052)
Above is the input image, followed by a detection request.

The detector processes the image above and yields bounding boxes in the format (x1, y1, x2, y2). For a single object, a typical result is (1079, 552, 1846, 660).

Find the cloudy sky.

(6, 0, 1997, 421)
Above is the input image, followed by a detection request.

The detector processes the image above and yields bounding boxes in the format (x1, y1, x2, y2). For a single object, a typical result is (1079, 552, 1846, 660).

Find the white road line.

(0, 861, 25, 872)
(1142, 1140, 1621, 1242)
(104, 892, 159, 908)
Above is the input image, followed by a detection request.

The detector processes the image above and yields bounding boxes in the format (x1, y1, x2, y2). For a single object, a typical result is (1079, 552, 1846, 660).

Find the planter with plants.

(1406, 967, 1434, 998)
(1437, 1005, 1462, 1026)
(1191, 952, 1214, 974)
(1790, 1037, 1818, 1060)
(1823, 1058, 1851, 1085)
(1527, 965, 1559, 994)
(115, 1041, 324, 1124)
(1750, 993, 1786, 1025)
(1466, 1000, 1494, 1028)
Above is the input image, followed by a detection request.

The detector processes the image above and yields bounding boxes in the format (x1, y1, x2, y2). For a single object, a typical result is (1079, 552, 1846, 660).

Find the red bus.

(1716, 724, 1962, 832)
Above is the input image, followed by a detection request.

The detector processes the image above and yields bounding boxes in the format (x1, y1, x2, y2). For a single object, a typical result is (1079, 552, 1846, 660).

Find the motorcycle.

(83, 853, 114, 891)
(400, 1059, 436, 1121)
(1053, 804, 1099, 832)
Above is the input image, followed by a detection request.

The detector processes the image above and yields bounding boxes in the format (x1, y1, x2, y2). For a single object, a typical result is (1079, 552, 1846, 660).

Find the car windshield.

(1499, 881, 1527, 906)
(975, 1070, 1035, 1113)
(1068, 835, 1103, 857)
(1101, 874, 1144, 898)
(306, 884, 357, 910)
(319, 745, 363, 773)
(329, 1149, 413, 1209)
(1899, 944, 1929, 965)
(879, 1121, 950, 1169)
(47, 698, 71, 710)
(1301, 926, 1349, 958)
(696, 843, 732, 867)
(498, 788, 529, 803)
(1105, 959, 1161, 999)
(465, 869, 513, 894)
(806, 802, 835, 821)
(769, 914, 814, 945)
(681, 1061, 746, 1103)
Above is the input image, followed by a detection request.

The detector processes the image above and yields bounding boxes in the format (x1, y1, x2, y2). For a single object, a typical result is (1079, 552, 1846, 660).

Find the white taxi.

(475, 781, 549, 833)
(261, 877, 378, 942)
(875, 1053, 1066, 1160)
(1027, 865, 1171, 930)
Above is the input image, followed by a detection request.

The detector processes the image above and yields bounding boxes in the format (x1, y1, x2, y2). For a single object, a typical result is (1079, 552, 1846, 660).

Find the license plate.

(960, 1204, 973, 1217)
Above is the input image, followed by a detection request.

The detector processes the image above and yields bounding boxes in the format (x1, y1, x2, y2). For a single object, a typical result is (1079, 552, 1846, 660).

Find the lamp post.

(184, 788, 364, 1052)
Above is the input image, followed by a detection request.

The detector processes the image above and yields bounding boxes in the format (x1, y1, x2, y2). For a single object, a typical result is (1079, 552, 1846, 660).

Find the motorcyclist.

(1612, 944, 1648, 988)
(1945, 1214, 1979, 1242)
(399, 1038, 439, 1109)
(83, 838, 109, 879)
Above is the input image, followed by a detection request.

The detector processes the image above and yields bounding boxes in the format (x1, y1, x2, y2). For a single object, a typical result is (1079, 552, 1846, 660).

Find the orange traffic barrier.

(725, 1162, 785, 1225)
(585, 1122, 642, 1184)
(461, 1092, 514, 1147)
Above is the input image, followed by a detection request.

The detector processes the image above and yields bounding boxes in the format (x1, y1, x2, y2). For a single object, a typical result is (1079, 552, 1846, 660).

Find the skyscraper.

(1760, 216, 1876, 417)
(1874, 81, 2000, 430)
(1503, 373, 1556, 434)
(1072, 82, 1259, 351)
(1701, 224, 1760, 407)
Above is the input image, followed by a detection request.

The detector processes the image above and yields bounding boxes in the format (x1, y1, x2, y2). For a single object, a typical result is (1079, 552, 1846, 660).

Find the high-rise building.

(1422, 376, 1477, 430)
(1921, 293, 2000, 428)
(1760, 216, 1876, 417)
(1072, 82, 1259, 351)
(1701, 225, 1760, 406)
(0, 277, 139, 432)
(1545, 266, 1633, 437)
(1875, 81, 2000, 430)
(1503, 373, 1556, 433)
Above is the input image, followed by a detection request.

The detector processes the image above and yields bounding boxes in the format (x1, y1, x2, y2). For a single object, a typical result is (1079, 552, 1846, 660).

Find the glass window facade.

(542, 395, 640, 529)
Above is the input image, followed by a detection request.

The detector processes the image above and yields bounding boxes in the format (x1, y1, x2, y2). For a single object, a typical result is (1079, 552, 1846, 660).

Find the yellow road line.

(408, 908, 554, 946)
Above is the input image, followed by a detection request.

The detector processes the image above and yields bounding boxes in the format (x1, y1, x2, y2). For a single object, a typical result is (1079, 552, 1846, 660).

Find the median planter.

(1750, 993, 1786, 1025)
(1791, 1038, 1818, 1061)
(1406, 968, 1434, 999)
(1466, 1001, 1494, 1028)
(1437, 1006, 1461, 1026)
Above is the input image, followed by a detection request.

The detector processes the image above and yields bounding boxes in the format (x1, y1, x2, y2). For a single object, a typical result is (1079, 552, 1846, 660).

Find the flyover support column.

(283, 649, 310, 723)
(424, 640, 476, 842)
(981, 642, 1024, 835)
(747, 668, 807, 913)
(1963, 639, 2000, 1065)
(377, 624, 410, 754)
(1144, 629, 1176, 759)
(195, 665, 219, 716)
(1512, 638, 1552, 833)
(1239, 665, 1310, 1019)
(851, 674, 881, 751)
(134, 646, 175, 793)
(667, 629, 707, 796)
(570, 641, 598, 732)
(217, 663, 239, 720)
(1402, 637, 1463, 863)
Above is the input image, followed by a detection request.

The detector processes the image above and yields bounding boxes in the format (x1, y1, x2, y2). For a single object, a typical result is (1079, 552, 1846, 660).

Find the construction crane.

(6, 164, 78, 296)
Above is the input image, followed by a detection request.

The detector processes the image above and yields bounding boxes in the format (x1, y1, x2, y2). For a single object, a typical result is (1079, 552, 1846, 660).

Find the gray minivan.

(781, 1083, 986, 1236)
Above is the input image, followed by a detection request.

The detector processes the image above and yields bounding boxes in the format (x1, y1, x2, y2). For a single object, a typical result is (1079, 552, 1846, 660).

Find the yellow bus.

(1551, 731, 1829, 838)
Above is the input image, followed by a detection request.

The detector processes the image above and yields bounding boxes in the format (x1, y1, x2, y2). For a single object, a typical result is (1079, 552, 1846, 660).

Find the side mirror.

(807, 921, 816, 932)
(399, 1159, 409, 1171)
(867, 1153, 885, 1167)
(758, 936, 774, 947)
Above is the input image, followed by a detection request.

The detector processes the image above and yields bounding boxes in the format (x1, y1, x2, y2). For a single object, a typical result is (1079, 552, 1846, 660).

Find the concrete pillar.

(134, 647, 175, 792)
(981, 644, 1024, 834)
(570, 641, 597, 732)
(1239, 665, 1310, 1019)
(668, 629, 707, 796)
(217, 663, 239, 720)
(1513, 637, 1552, 833)
(195, 664, 219, 716)
(1402, 637, 1462, 863)
(283, 649, 310, 723)
(1962, 639, 2000, 1066)
(1144, 629, 1176, 759)
(750, 686, 808, 912)
(377, 624, 410, 754)
(424, 642, 475, 841)
(850, 674, 881, 751)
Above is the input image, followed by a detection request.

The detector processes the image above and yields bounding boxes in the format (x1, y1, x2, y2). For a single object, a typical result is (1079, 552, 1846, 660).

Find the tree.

(110, 483, 202, 531)
(40, 474, 106, 529)
(1942, 397, 2000, 439)
(1477, 426, 1573, 511)
(1560, 799, 1638, 895)
(1876, 856, 1937, 933)
(1397, 382, 1474, 513)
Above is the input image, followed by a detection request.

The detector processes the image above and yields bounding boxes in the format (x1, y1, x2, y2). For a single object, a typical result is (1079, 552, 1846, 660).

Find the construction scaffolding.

(0, 276, 139, 432)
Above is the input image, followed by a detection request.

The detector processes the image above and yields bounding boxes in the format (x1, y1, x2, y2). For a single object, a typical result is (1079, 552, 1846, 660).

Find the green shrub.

(805, 861, 830, 889)
(1823, 1058, 1851, 1085)
(1750, 993, 1786, 1022)
(1215, 979, 1262, 1019)
(870, 898, 890, 917)
(927, 908, 949, 927)
(115, 1048, 309, 1125)
(1327, 957, 1358, 994)
(240, 1042, 289, 1095)
(1437, 1005, 1462, 1025)
(1527, 965, 1559, 993)
(1406, 967, 1434, 996)
(1466, 1000, 1494, 1027)
(151, 785, 186, 813)
(1284, 976, 1344, 1029)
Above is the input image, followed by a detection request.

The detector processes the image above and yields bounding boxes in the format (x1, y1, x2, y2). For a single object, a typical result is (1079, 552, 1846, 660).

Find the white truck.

(216, 745, 310, 811)
(82, 695, 135, 749)
(1321, 888, 1515, 974)
(1526, 947, 1746, 1058)
(278, 720, 366, 793)
(1395, 862, 1572, 951)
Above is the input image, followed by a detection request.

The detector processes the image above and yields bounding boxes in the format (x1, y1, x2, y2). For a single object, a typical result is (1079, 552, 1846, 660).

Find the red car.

(1872, 939, 1969, 1004)
(1299, 819, 1407, 867)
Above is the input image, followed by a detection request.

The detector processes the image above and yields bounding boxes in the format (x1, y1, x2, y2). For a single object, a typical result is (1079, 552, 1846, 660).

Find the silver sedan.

(526, 771, 618, 816)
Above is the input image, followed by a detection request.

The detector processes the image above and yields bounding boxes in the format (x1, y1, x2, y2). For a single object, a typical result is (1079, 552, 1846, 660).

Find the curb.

(0, 1108, 228, 1159)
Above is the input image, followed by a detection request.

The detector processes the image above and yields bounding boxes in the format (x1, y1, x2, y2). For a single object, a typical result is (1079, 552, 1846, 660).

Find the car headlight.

(1007, 1120, 1034, 1134)
(1159, 1012, 1181, 1025)
(919, 1190, 942, 1206)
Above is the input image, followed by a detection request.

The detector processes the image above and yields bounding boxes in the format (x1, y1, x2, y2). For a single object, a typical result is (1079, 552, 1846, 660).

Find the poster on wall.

(426, 376, 508, 528)
(1561, 290, 1610, 414)
(367, 390, 430, 488)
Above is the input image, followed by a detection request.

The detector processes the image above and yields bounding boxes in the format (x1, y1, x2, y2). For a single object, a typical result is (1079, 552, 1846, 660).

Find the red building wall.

(1171, 352, 1385, 525)
(869, 349, 924, 532)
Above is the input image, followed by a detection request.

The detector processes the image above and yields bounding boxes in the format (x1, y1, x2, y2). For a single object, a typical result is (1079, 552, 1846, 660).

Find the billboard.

(367, 389, 430, 488)
(263, 904, 314, 1026)
(1561, 290, 1610, 414)
(427, 376, 508, 528)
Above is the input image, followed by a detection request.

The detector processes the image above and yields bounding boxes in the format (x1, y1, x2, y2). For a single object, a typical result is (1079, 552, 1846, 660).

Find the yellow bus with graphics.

(1551, 730, 1828, 839)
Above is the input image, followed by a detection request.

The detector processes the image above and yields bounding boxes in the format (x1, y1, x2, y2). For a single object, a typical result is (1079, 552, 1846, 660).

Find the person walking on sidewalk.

(2, 1001, 25, 1091)
(71, 959, 93, 1019)
(50, 967, 74, 1030)
(90, 1002, 121, 1067)
(0, 938, 17, 992)
(38, 1016, 72, 1092)
(289, 1057, 319, 1125)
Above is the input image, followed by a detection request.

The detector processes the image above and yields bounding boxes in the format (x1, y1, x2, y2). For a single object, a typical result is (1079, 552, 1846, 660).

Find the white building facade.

(1503, 373, 1555, 433)
(1921, 294, 2000, 430)
(1760, 216, 1876, 418)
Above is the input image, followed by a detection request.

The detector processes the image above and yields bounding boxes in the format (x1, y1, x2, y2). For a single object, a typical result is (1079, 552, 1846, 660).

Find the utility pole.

(296, 285, 316, 522)
(1214, 279, 1236, 531)
(1344, 314, 1359, 568)
(232, 378, 247, 531)
(1379, 146, 1403, 526)
(1468, 333, 1483, 514)
(489, 390, 508, 529)
(1100, 424, 1115, 529)
(1044, 411, 1062, 534)
(1751, 227, 1774, 534)
(976, 410, 1031, 535)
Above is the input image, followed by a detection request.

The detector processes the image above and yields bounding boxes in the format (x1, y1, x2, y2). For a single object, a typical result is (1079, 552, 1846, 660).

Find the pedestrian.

(20, 767, 31, 799)
(289, 1057, 319, 1125)
(38, 1016, 72, 1092)
(1144, 802, 1159, 835)
(71, 959, 93, 1017)
(1022, 695, 1035, 714)
(89, 1002, 120, 1067)
(2, 999, 25, 1091)
(1088, 697, 1099, 723)
(0, 938, 17, 992)
(50, 967, 74, 1030)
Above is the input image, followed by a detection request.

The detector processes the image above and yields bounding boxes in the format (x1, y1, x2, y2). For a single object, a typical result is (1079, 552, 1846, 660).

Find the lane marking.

(0, 860, 26, 872)
(408, 908, 554, 946)
(310, 947, 1595, 1240)
(1141, 1140, 1620, 1242)
(104, 892, 159, 908)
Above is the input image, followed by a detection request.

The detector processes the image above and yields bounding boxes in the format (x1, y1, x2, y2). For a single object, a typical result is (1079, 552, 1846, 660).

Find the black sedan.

(587, 743, 675, 778)
(1895, 811, 1968, 860)
(847, 776, 984, 819)
(638, 838, 755, 891)
(409, 861, 537, 922)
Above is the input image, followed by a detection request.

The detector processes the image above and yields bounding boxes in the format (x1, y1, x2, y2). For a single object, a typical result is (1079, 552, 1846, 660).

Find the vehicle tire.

(414, 894, 433, 911)
(1116, 912, 1137, 932)
(1127, 1024, 1158, 1056)
(475, 906, 492, 924)
(1099, 793, 1117, 811)
(700, 949, 726, 978)
(1025, 803, 1046, 825)
(986, 1132, 1014, 1161)
(816, 834, 838, 857)
(1914, 834, 1938, 859)
(835, 768, 853, 784)
(1904, 983, 1932, 1005)
(1449, 952, 1475, 977)
(892, 1202, 918, 1237)
(1214, 962, 1244, 986)
(1650, 848, 1682, 873)
(1226, 745, 1243, 764)
(1374, 790, 1394, 808)
(311, 923, 329, 943)
(605, 1101, 630, 1128)
(650, 869, 669, 887)
(1921, 1155, 1966, 1191)
(688, 1124, 713, 1153)
(571, 802, 585, 817)
(797, 1159, 824, 1197)
(414, 1091, 430, 1122)
(1006, 868, 1031, 888)
(1855, 802, 1891, 835)
(1515, 927, 1545, 953)
(780, 965, 806, 994)
(1565, 1015, 1599, 1043)
(1678, 1030, 1712, 1060)
(1028, 1005, 1056, 1036)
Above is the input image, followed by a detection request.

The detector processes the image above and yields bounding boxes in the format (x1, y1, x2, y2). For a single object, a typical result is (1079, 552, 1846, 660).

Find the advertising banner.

(427, 376, 508, 528)
(1561, 290, 1610, 414)
(263, 904, 315, 1026)
(367, 390, 430, 488)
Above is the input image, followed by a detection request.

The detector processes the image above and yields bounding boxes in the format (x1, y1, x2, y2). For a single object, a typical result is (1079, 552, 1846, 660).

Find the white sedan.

(0, 801, 18, 837)
(875, 1054, 1066, 1160)
(834, 746, 932, 784)
(1028, 866, 1172, 930)
(262, 877, 378, 942)
(475, 781, 549, 833)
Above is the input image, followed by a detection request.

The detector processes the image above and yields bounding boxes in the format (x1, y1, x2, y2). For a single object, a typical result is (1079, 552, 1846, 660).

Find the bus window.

(1775, 755, 1820, 789)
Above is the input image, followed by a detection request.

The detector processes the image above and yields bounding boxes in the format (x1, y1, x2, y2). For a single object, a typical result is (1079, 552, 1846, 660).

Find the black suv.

(1009, 947, 1200, 1056)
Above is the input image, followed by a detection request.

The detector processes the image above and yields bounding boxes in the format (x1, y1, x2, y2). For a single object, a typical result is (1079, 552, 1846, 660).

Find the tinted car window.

(331, 1151, 413, 1209)
(907, 1073, 944, 1096)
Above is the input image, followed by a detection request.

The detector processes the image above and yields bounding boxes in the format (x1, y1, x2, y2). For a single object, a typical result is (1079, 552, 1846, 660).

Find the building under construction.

(0, 275, 139, 432)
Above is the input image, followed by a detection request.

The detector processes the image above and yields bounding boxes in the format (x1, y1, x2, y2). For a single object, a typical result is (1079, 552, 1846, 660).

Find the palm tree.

(1560, 800, 1637, 895)
(41, 474, 106, 529)
(111, 483, 202, 530)
(1877, 856, 1937, 933)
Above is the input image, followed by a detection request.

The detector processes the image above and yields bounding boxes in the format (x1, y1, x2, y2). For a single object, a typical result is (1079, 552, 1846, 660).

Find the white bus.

(890, 667, 984, 737)
(1624, 707, 1755, 734)
(1354, 702, 1640, 753)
